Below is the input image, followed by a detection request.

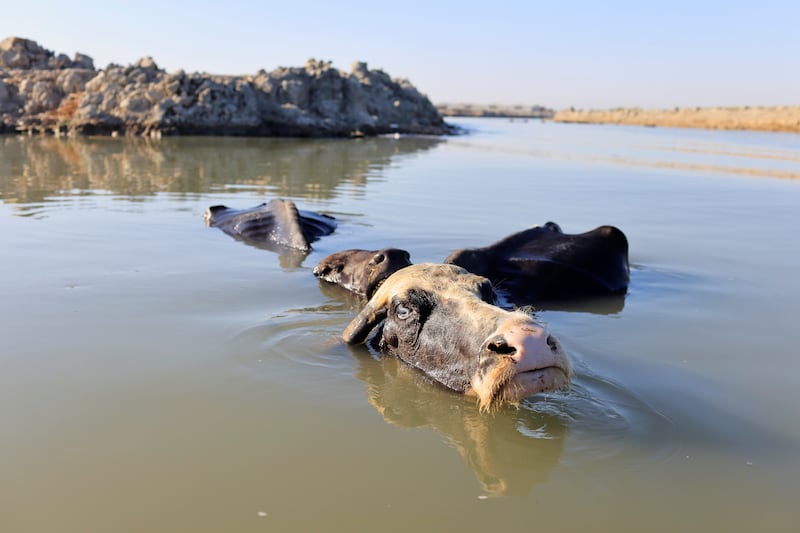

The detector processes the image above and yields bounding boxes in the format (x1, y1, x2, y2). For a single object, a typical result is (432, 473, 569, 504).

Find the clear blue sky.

(3, 0, 798, 109)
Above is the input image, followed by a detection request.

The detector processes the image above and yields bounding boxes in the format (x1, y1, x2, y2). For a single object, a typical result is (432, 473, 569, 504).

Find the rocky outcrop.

(0, 37, 452, 137)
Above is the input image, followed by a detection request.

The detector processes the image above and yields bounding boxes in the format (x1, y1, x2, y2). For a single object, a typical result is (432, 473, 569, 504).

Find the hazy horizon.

(2, 0, 798, 110)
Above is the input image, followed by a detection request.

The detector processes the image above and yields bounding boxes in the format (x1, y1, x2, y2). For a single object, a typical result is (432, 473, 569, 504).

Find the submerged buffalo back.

(445, 223, 629, 302)
(205, 199, 336, 251)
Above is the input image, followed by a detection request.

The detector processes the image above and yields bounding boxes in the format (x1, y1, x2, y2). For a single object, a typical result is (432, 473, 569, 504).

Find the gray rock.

(24, 79, 60, 114)
(57, 69, 94, 93)
(0, 36, 95, 70)
(72, 53, 95, 70)
(134, 56, 159, 70)
(0, 77, 23, 114)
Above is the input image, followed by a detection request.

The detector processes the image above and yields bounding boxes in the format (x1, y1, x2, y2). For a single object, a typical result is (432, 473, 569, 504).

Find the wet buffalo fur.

(379, 287, 477, 394)
(470, 356, 518, 412)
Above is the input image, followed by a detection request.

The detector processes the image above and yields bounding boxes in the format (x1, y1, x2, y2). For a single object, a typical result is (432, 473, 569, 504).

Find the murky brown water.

(1, 120, 799, 532)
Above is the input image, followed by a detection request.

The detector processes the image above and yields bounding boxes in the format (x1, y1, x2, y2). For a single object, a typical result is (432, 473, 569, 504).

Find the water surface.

(1, 120, 799, 531)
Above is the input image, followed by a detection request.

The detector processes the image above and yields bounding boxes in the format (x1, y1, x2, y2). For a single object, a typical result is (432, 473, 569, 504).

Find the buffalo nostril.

(485, 336, 517, 356)
(546, 335, 559, 352)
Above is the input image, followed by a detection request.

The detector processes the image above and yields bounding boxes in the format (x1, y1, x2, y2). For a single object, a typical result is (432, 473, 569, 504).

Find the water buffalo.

(341, 263, 572, 411)
(205, 199, 337, 252)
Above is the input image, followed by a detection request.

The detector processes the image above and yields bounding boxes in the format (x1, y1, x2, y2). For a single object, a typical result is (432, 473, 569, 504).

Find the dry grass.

(552, 106, 800, 133)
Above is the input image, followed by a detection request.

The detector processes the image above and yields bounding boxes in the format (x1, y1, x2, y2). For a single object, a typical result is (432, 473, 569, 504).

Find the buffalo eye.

(369, 253, 385, 266)
(478, 279, 497, 304)
(390, 289, 433, 323)
(395, 303, 411, 320)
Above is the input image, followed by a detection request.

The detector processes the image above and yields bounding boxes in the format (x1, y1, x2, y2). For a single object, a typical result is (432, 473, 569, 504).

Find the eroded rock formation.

(0, 37, 451, 137)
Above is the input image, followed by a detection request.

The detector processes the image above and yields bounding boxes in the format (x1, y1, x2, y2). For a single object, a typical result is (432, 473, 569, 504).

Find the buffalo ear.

(342, 303, 388, 345)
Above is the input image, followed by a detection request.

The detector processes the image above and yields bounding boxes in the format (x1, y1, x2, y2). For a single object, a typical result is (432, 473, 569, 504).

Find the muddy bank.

(552, 106, 800, 133)
(0, 36, 452, 137)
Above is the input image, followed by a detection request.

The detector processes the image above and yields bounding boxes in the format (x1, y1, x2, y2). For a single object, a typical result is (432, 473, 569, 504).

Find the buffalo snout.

(471, 319, 571, 410)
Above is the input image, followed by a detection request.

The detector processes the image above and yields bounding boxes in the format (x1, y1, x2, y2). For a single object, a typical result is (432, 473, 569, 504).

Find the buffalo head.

(314, 248, 412, 298)
(342, 263, 571, 411)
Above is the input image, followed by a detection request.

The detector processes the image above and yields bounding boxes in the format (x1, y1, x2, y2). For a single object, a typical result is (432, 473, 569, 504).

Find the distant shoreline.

(437, 103, 555, 119)
(550, 106, 800, 134)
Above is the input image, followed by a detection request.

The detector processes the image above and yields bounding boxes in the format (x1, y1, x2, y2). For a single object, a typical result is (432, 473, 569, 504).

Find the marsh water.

(1, 119, 799, 532)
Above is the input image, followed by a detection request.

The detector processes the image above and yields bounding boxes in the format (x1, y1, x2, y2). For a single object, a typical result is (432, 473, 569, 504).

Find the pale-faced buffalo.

(342, 263, 572, 411)
(205, 199, 336, 252)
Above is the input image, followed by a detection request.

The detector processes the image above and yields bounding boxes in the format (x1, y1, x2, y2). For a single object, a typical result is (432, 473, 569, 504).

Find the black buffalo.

(445, 222, 629, 303)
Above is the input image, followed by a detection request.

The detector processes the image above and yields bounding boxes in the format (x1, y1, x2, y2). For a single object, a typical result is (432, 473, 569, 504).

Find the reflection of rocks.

(350, 347, 566, 496)
(0, 134, 442, 207)
(1, 37, 452, 136)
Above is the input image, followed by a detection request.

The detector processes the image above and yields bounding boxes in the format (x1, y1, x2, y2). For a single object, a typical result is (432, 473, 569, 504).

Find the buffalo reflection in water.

(347, 344, 568, 497)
